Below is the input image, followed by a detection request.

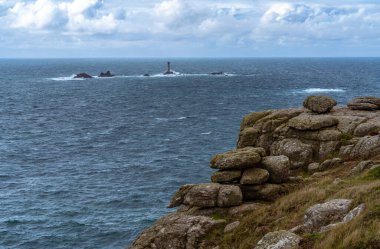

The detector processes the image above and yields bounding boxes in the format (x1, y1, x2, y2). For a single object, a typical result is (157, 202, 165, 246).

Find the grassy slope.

(202, 164, 380, 249)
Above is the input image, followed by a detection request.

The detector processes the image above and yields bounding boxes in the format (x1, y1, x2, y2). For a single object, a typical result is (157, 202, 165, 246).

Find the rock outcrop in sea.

(128, 95, 380, 249)
(74, 72, 93, 78)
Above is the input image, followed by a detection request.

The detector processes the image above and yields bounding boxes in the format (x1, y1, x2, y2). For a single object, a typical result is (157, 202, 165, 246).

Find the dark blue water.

(0, 58, 380, 248)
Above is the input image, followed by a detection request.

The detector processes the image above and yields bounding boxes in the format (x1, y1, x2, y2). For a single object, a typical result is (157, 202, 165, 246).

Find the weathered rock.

(217, 185, 243, 207)
(168, 184, 196, 208)
(240, 110, 273, 130)
(308, 163, 320, 173)
(210, 147, 265, 170)
(302, 199, 352, 233)
(288, 114, 339, 131)
(303, 95, 337, 114)
(348, 96, 380, 110)
(74, 72, 92, 78)
(184, 184, 220, 208)
(336, 115, 367, 134)
(271, 139, 313, 169)
(339, 145, 354, 160)
(251, 109, 304, 133)
(319, 141, 340, 160)
(241, 184, 285, 201)
(211, 170, 241, 183)
(228, 203, 265, 216)
(350, 160, 374, 175)
(261, 156, 290, 183)
(319, 158, 342, 171)
(349, 135, 380, 160)
(255, 230, 301, 249)
(286, 128, 342, 141)
(98, 70, 114, 77)
(320, 203, 366, 232)
(240, 168, 270, 185)
(224, 221, 240, 233)
(128, 213, 226, 249)
(354, 119, 380, 136)
(237, 127, 260, 148)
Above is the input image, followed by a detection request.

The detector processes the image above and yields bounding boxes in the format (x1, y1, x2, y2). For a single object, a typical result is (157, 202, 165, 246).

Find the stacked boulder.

(211, 147, 290, 201)
(347, 96, 380, 110)
(168, 147, 291, 209)
(168, 95, 380, 209)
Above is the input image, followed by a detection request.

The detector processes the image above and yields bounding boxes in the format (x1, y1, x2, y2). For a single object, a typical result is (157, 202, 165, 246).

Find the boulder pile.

(129, 95, 380, 249)
(168, 95, 380, 209)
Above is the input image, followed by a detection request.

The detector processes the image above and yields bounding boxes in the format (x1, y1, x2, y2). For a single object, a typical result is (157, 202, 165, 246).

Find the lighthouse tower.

(164, 61, 174, 75)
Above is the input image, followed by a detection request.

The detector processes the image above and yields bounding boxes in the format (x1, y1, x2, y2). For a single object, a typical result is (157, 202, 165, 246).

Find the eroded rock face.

(349, 135, 380, 160)
(210, 147, 265, 170)
(74, 72, 92, 78)
(348, 96, 380, 110)
(240, 168, 269, 185)
(261, 156, 290, 183)
(184, 184, 221, 207)
(288, 114, 338, 131)
(354, 118, 380, 136)
(217, 185, 243, 207)
(211, 170, 241, 183)
(303, 95, 337, 114)
(271, 139, 313, 169)
(128, 213, 226, 249)
(255, 230, 301, 249)
(241, 184, 285, 201)
(170, 183, 243, 208)
(302, 199, 352, 233)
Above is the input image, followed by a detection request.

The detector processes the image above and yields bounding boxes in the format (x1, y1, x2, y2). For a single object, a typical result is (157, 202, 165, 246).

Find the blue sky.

(1, 0, 380, 58)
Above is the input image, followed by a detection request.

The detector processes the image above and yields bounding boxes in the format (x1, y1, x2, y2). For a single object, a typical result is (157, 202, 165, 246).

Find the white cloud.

(2, 0, 380, 56)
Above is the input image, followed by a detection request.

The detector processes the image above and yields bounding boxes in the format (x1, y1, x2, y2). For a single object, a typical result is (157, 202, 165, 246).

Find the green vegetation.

(201, 164, 380, 249)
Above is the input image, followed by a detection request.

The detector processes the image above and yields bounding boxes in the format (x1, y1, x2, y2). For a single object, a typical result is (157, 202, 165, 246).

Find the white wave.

(177, 117, 188, 120)
(295, 88, 346, 93)
(201, 132, 212, 135)
(49, 75, 84, 81)
(50, 71, 238, 80)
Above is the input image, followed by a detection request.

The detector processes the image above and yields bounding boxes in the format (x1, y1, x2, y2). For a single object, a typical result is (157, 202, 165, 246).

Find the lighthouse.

(163, 61, 174, 75)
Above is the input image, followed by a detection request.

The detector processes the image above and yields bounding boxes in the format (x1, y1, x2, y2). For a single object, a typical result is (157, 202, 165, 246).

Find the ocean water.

(1, 58, 380, 248)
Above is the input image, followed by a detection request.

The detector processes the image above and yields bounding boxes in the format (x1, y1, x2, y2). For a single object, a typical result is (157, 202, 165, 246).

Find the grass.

(199, 164, 380, 249)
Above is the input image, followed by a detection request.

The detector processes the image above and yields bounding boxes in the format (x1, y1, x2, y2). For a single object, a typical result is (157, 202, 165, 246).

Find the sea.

(1, 58, 380, 248)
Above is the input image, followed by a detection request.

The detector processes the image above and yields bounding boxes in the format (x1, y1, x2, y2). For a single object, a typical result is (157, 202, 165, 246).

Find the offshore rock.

(128, 213, 226, 249)
(210, 147, 265, 170)
(255, 230, 301, 249)
(74, 72, 92, 78)
(211, 170, 241, 183)
(261, 155, 290, 183)
(240, 168, 269, 185)
(98, 70, 114, 77)
(303, 95, 337, 114)
(347, 96, 380, 110)
(271, 139, 313, 169)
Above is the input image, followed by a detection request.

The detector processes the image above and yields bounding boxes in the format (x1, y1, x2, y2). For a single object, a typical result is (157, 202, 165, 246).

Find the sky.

(1, 0, 380, 58)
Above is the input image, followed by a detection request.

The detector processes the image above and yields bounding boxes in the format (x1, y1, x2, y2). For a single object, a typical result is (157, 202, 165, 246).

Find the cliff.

(128, 96, 380, 249)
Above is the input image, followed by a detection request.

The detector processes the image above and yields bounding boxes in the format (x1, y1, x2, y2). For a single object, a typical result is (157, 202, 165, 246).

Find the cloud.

(8, 0, 118, 33)
(2, 0, 380, 56)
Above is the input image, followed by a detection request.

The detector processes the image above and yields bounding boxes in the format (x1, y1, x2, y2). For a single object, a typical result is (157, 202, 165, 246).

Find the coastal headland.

(129, 95, 380, 249)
